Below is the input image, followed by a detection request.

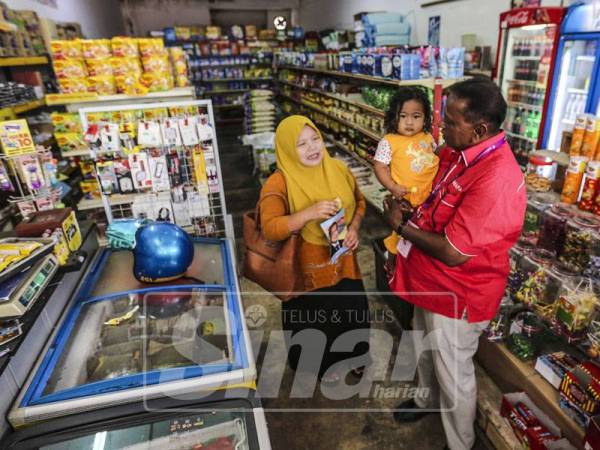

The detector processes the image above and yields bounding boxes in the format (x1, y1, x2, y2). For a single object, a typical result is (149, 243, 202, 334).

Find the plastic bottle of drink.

(513, 108, 522, 135)
(512, 39, 519, 56)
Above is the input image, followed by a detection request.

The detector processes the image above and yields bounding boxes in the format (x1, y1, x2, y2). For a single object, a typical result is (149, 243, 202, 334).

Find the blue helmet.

(133, 222, 194, 283)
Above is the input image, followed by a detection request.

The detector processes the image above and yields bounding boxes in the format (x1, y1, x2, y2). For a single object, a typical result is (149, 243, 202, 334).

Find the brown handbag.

(243, 191, 303, 301)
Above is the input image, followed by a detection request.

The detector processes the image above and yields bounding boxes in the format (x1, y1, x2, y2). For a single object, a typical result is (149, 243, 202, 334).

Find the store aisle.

(217, 126, 491, 450)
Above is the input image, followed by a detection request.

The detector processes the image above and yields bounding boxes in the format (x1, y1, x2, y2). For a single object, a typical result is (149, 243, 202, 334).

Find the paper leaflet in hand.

(320, 206, 349, 264)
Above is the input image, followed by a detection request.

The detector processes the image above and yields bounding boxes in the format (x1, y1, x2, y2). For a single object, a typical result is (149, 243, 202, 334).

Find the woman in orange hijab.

(258, 115, 371, 383)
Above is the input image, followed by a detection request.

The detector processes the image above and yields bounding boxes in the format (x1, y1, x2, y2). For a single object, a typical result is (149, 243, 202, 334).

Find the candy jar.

(507, 311, 544, 361)
(539, 262, 581, 321)
(522, 192, 556, 243)
(536, 203, 577, 255)
(584, 233, 600, 282)
(558, 216, 600, 274)
(513, 249, 554, 306)
(507, 247, 526, 299)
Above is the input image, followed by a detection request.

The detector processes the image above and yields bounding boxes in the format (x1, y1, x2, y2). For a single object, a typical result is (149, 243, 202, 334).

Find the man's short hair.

(448, 77, 507, 132)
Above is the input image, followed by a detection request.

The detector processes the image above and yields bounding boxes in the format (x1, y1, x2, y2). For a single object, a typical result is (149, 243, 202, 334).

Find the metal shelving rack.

(78, 99, 233, 239)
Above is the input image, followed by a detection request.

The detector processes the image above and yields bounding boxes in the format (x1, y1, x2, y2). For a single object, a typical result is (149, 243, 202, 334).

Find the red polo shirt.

(389, 132, 526, 323)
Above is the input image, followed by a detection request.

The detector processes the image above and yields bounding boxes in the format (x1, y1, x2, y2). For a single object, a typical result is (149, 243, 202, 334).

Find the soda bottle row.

(512, 35, 554, 58)
(506, 107, 541, 140)
(507, 85, 545, 106)
(514, 60, 539, 81)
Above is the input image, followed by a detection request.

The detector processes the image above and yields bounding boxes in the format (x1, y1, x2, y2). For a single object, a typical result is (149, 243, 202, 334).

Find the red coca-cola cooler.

(494, 7, 566, 165)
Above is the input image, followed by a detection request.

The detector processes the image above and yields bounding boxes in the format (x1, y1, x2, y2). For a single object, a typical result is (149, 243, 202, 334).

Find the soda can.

(582, 115, 600, 159)
(569, 113, 589, 156)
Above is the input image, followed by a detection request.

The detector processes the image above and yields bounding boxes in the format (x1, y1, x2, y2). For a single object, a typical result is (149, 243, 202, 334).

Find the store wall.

(298, 0, 564, 55)
(121, 0, 300, 36)
(3, 0, 125, 38)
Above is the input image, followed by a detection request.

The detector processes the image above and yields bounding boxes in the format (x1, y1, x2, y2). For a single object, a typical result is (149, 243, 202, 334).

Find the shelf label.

(45, 92, 98, 105)
(0, 119, 35, 156)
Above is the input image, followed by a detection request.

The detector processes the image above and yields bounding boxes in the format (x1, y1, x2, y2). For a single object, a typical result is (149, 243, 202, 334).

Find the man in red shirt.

(385, 78, 526, 450)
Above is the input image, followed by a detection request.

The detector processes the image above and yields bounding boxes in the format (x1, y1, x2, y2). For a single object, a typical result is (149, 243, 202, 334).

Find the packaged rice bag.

(85, 111, 111, 125)
(58, 78, 88, 94)
(50, 40, 82, 59)
(140, 71, 172, 92)
(137, 38, 165, 57)
(51, 112, 82, 133)
(141, 55, 170, 73)
(110, 57, 142, 77)
(86, 58, 113, 77)
(53, 59, 87, 79)
(115, 74, 148, 95)
(87, 75, 116, 95)
(111, 36, 138, 57)
(82, 39, 112, 59)
(55, 132, 87, 153)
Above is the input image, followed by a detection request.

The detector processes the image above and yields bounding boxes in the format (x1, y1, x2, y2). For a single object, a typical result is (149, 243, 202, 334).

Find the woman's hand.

(304, 200, 338, 221)
(343, 225, 360, 251)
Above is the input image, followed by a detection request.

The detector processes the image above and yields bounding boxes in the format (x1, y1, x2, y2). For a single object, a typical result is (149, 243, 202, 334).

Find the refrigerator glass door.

(500, 24, 557, 160)
(546, 39, 598, 150)
(39, 407, 253, 450)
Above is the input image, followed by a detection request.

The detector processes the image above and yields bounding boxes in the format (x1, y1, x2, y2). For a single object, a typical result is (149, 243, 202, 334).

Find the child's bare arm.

(374, 161, 408, 199)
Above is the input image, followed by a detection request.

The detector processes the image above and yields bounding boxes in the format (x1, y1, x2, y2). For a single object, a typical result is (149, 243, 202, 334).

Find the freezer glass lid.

(42, 288, 234, 397)
(39, 408, 252, 450)
(90, 240, 226, 298)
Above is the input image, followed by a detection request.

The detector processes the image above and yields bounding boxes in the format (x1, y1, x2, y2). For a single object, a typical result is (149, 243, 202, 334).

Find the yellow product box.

(53, 58, 87, 79)
(50, 39, 82, 59)
(175, 27, 191, 40)
(137, 38, 164, 57)
(110, 56, 142, 77)
(61, 209, 82, 252)
(143, 108, 169, 120)
(87, 75, 116, 95)
(50, 112, 82, 133)
(54, 132, 86, 152)
(58, 77, 88, 94)
(82, 39, 111, 59)
(85, 112, 111, 125)
(206, 26, 222, 40)
(53, 230, 70, 266)
(80, 179, 101, 197)
(85, 58, 113, 77)
(111, 36, 138, 57)
(168, 105, 198, 117)
(141, 55, 170, 73)
(114, 74, 147, 95)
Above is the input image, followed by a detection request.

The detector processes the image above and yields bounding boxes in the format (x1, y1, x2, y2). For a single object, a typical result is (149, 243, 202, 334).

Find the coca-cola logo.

(506, 10, 531, 26)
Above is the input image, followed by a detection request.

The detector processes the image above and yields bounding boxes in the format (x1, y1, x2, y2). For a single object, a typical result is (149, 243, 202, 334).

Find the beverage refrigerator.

(541, 2, 600, 151)
(494, 6, 566, 165)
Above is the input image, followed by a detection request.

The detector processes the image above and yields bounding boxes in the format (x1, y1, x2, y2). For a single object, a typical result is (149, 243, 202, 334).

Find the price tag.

(0, 119, 35, 156)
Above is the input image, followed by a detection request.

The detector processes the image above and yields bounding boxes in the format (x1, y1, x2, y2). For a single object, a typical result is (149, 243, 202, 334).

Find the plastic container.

(513, 250, 554, 306)
(523, 192, 556, 240)
(536, 203, 577, 255)
(507, 311, 544, 360)
(558, 215, 600, 274)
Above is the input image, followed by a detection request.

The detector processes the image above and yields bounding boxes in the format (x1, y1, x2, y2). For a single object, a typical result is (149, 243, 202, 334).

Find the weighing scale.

(0, 255, 59, 318)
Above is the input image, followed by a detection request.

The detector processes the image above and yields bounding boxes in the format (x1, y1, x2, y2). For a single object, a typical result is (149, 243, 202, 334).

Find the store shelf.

(200, 77, 272, 83)
(465, 69, 492, 78)
(323, 133, 373, 167)
(507, 101, 543, 111)
(505, 130, 537, 144)
(190, 62, 272, 68)
(213, 104, 244, 109)
(567, 88, 588, 94)
(576, 55, 595, 62)
(0, 56, 48, 67)
(278, 79, 385, 117)
(45, 87, 196, 106)
(562, 118, 575, 126)
(512, 56, 541, 60)
(506, 79, 544, 88)
(61, 149, 92, 158)
(279, 92, 382, 142)
(12, 99, 45, 114)
(77, 194, 135, 211)
(202, 89, 249, 95)
(278, 65, 467, 90)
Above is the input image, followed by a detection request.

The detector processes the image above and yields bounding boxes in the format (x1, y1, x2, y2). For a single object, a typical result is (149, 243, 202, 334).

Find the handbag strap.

(254, 191, 290, 231)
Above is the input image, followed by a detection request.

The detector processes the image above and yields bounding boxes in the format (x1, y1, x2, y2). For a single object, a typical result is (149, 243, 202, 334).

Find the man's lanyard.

(420, 137, 506, 211)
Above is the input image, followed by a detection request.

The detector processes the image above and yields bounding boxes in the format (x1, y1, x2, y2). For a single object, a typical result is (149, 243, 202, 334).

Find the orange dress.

(259, 170, 366, 292)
